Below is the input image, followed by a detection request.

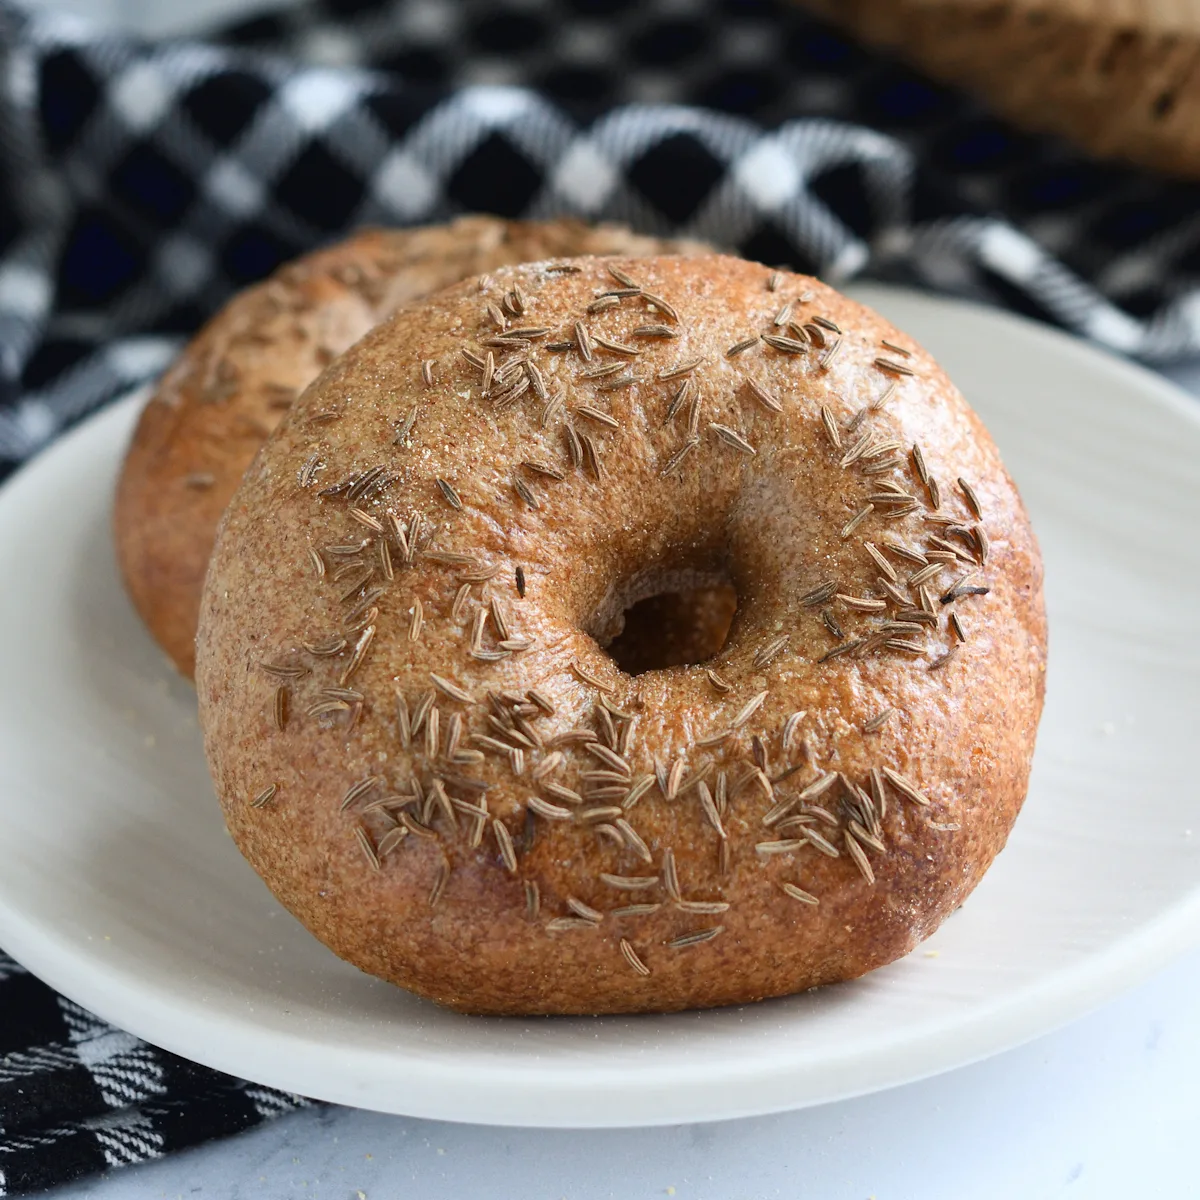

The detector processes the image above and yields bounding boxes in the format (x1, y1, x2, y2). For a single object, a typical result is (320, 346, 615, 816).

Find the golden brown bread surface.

(797, 0, 1200, 182)
(114, 217, 708, 677)
(196, 254, 1047, 1015)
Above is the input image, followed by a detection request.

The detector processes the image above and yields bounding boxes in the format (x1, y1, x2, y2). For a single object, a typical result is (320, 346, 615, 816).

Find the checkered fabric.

(2, 0, 1199, 1191)
(3, 0, 1200, 480)
(0, 951, 308, 1196)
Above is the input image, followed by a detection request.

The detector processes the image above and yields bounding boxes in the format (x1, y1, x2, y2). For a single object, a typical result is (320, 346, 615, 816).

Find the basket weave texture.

(798, 0, 1200, 179)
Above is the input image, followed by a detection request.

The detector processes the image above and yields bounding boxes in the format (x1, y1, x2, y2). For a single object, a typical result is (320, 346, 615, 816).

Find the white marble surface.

(10, 0, 1200, 1186)
(38, 353, 1198, 1199)
(42, 944, 1200, 1199)
(28, 363, 1200, 1199)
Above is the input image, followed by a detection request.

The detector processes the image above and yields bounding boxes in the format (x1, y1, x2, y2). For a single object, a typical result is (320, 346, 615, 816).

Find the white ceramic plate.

(1, 286, 1198, 1128)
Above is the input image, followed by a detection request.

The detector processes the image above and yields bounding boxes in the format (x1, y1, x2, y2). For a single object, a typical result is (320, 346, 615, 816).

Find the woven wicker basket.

(797, 0, 1200, 178)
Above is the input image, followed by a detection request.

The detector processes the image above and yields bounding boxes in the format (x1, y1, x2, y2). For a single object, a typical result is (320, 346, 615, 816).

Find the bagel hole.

(599, 578, 738, 676)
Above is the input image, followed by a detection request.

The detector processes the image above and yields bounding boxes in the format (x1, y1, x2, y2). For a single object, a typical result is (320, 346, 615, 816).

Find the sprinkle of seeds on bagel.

(195, 251, 1043, 1015)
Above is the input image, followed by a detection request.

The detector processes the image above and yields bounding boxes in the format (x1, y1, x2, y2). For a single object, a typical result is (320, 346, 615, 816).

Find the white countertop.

(11, 0, 1198, 1178)
(35, 365, 1200, 1200)
(44, 943, 1200, 1200)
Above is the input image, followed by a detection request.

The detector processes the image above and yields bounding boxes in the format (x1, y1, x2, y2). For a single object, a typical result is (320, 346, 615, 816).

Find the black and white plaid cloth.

(2, 0, 1200, 1191)
(4, 0, 1200, 479)
(0, 951, 309, 1196)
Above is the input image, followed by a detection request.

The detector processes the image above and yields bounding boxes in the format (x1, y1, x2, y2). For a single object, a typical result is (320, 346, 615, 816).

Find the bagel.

(196, 254, 1046, 1015)
(114, 217, 708, 677)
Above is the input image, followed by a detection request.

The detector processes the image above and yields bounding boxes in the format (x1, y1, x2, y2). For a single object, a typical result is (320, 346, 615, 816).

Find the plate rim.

(2, 285, 1200, 1127)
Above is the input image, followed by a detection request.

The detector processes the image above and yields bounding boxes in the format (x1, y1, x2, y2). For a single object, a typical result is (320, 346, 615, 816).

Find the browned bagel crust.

(196, 254, 1047, 1015)
(114, 217, 709, 677)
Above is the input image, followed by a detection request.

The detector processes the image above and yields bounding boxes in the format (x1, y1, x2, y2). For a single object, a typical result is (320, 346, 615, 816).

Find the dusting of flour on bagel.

(196, 254, 1046, 1015)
